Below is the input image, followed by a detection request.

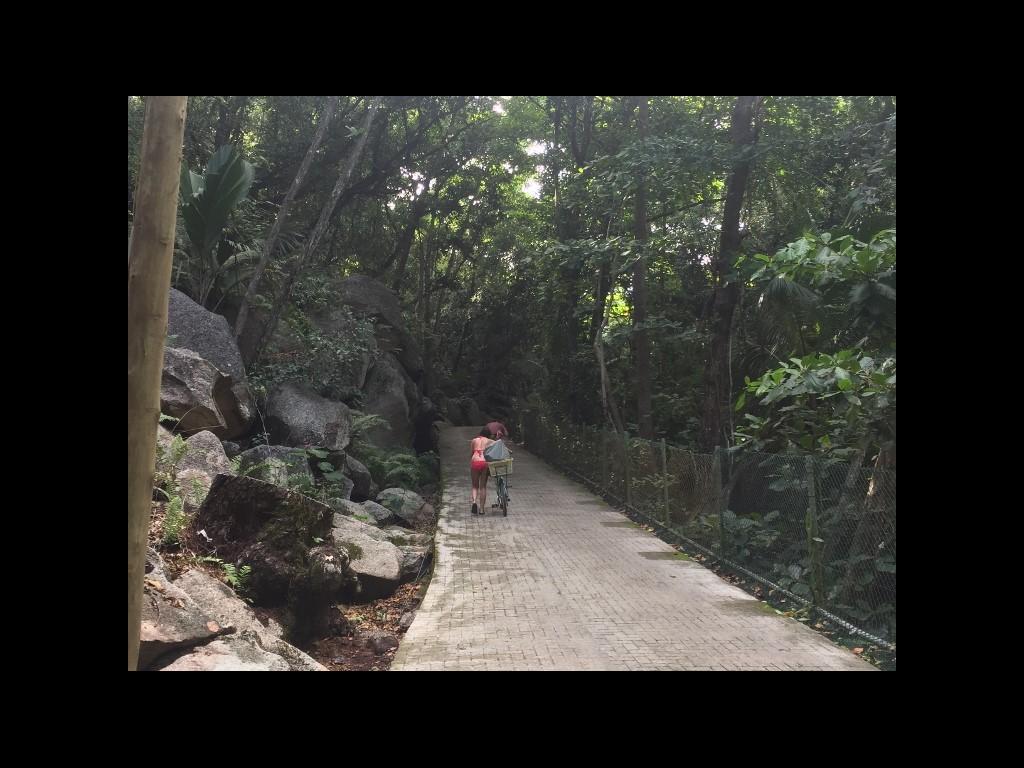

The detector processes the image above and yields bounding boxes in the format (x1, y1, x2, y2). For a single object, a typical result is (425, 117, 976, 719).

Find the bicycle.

(488, 458, 512, 517)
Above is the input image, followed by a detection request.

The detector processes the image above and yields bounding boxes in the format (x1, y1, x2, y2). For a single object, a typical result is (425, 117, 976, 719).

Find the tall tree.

(391, 184, 434, 293)
(234, 96, 340, 341)
(127, 96, 188, 671)
(251, 97, 381, 364)
(699, 96, 763, 451)
(632, 96, 653, 438)
(547, 96, 595, 421)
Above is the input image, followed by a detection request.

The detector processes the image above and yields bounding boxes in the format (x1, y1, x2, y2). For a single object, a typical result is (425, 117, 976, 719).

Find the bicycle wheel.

(498, 476, 508, 517)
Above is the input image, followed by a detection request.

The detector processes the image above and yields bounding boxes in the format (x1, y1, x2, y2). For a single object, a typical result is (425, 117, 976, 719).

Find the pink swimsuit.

(471, 437, 490, 471)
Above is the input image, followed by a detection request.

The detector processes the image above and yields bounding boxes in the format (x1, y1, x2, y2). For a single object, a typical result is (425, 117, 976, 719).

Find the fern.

(234, 457, 276, 480)
(185, 476, 206, 507)
(162, 495, 186, 545)
(287, 473, 316, 495)
(156, 434, 192, 545)
(384, 463, 420, 488)
(351, 446, 437, 491)
(350, 410, 390, 437)
(222, 562, 252, 592)
(349, 411, 391, 455)
(200, 556, 252, 596)
(168, 434, 187, 465)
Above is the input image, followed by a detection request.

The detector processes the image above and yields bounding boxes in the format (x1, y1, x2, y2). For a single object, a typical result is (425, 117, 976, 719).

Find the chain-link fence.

(521, 411, 896, 647)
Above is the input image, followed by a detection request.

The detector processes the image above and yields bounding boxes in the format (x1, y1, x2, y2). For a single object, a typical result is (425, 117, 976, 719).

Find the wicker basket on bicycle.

(488, 458, 513, 477)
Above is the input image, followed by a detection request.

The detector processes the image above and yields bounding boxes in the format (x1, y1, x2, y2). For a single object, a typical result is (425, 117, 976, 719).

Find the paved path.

(391, 426, 873, 671)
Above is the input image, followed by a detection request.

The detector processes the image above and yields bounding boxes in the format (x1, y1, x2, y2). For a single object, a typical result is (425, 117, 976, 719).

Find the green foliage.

(291, 273, 340, 314)
(175, 145, 256, 307)
(222, 562, 253, 592)
(154, 434, 187, 545)
(162, 495, 187, 546)
(136, 95, 898, 649)
(138, 95, 895, 486)
(180, 145, 255, 265)
(231, 452, 286, 485)
(200, 556, 253, 597)
(128, 96, 146, 219)
(701, 501, 896, 640)
(161, 434, 188, 478)
(383, 455, 422, 488)
(275, 447, 353, 505)
(736, 349, 895, 456)
(734, 228, 896, 456)
(154, 434, 202, 546)
(745, 228, 896, 349)
(350, 411, 391, 442)
(349, 441, 439, 492)
(251, 306, 377, 402)
(286, 471, 317, 495)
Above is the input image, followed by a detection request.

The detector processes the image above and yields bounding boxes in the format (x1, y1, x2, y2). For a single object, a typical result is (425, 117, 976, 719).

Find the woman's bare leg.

(471, 467, 487, 507)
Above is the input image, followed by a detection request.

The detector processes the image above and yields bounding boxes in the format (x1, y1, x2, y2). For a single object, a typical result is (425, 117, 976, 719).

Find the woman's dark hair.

(480, 426, 492, 437)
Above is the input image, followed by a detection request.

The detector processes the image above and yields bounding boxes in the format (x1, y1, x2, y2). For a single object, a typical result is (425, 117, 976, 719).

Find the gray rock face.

(173, 569, 326, 671)
(175, 430, 234, 507)
(167, 288, 247, 381)
(360, 629, 399, 655)
(266, 382, 351, 451)
(139, 564, 225, 669)
(166, 288, 253, 433)
(237, 444, 312, 487)
(158, 635, 291, 671)
(344, 455, 376, 501)
(160, 347, 234, 437)
(331, 513, 403, 601)
(193, 475, 349, 641)
(361, 353, 418, 448)
(376, 488, 431, 528)
(398, 545, 431, 582)
(336, 275, 423, 379)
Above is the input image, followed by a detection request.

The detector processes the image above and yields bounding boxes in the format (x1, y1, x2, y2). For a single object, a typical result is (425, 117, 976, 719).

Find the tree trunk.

(840, 443, 896, 604)
(127, 96, 188, 671)
(594, 303, 625, 434)
(419, 232, 437, 396)
(699, 96, 762, 451)
(214, 96, 232, 148)
(234, 96, 340, 342)
(391, 189, 431, 293)
(632, 96, 653, 439)
(822, 447, 867, 565)
(251, 98, 381, 365)
(228, 97, 250, 145)
(549, 97, 562, 215)
(589, 258, 611, 344)
(548, 96, 589, 421)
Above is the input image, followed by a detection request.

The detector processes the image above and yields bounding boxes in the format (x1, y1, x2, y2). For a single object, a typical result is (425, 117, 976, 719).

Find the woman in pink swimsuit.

(469, 426, 495, 515)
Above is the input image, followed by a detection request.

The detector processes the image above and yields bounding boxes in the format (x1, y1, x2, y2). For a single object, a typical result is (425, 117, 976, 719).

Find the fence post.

(661, 438, 670, 525)
(714, 446, 727, 554)
(805, 456, 825, 606)
(623, 431, 632, 509)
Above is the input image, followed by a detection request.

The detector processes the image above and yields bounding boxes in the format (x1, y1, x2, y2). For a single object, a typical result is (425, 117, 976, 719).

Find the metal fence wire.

(521, 411, 896, 647)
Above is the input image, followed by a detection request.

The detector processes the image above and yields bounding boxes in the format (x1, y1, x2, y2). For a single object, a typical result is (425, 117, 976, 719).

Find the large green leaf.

(180, 145, 255, 261)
